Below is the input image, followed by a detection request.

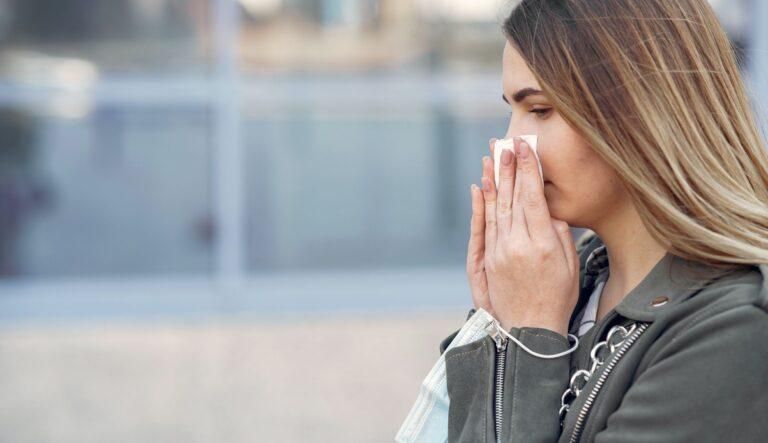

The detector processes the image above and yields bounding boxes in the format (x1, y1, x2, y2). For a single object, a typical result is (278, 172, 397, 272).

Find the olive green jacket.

(438, 232, 768, 442)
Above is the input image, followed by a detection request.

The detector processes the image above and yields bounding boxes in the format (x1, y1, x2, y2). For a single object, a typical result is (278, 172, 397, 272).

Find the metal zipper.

(487, 321, 509, 443)
(568, 322, 649, 443)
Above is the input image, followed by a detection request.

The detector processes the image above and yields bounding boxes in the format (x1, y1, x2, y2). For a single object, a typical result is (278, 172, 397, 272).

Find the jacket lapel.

(571, 233, 751, 323)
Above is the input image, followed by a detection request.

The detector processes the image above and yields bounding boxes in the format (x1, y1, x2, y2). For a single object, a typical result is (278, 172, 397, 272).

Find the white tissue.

(494, 135, 544, 188)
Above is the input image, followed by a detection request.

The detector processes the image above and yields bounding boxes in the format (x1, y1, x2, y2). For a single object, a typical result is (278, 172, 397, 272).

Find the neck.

(591, 201, 668, 302)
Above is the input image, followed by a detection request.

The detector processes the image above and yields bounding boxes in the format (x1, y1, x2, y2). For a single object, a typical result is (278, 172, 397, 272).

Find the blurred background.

(0, 0, 764, 441)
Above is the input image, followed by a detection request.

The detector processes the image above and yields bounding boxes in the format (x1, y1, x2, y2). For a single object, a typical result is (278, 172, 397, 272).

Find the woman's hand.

(466, 138, 499, 318)
(476, 137, 580, 337)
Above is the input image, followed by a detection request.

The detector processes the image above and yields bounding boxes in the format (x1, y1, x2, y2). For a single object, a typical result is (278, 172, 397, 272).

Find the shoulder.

(650, 263, 768, 364)
(679, 262, 767, 320)
(595, 267, 768, 441)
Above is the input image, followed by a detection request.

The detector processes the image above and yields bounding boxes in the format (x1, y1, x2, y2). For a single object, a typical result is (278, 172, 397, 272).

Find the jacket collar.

(585, 237, 750, 322)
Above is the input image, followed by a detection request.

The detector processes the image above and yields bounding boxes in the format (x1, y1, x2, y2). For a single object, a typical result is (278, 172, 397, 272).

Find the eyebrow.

(502, 87, 545, 104)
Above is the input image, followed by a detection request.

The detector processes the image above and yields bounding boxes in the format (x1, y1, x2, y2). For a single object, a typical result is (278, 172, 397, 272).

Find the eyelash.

(508, 109, 552, 118)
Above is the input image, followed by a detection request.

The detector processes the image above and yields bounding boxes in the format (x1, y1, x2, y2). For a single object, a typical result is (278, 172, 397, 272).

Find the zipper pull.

(485, 319, 509, 351)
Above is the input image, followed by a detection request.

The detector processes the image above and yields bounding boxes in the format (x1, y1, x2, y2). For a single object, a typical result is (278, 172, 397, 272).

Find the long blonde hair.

(503, 0, 768, 268)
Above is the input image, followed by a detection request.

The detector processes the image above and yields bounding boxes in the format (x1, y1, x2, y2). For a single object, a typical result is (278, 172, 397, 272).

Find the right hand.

(466, 138, 498, 317)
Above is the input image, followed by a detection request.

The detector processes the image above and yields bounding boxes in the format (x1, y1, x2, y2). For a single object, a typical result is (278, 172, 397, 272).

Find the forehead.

(502, 41, 541, 91)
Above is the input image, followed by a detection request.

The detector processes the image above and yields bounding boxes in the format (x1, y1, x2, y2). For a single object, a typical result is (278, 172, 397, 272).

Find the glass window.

(0, 0, 212, 80)
(0, 0, 761, 282)
(243, 85, 507, 271)
(0, 105, 214, 278)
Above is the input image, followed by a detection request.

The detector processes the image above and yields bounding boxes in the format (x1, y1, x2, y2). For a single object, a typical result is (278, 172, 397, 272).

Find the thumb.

(551, 218, 578, 274)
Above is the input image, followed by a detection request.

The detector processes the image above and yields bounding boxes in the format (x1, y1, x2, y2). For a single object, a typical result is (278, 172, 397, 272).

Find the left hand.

(479, 137, 580, 337)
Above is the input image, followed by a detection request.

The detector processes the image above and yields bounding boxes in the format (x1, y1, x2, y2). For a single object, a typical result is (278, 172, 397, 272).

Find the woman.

(446, 0, 768, 441)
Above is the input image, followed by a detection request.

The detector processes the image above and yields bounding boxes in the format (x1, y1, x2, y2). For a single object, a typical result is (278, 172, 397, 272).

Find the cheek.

(536, 127, 577, 181)
(542, 154, 625, 225)
(554, 173, 626, 225)
(537, 126, 596, 186)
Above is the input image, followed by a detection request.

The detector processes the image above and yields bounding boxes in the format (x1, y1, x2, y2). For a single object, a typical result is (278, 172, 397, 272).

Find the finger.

(481, 172, 498, 256)
(511, 138, 529, 238)
(481, 153, 501, 247)
(513, 138, 552, 239)
(482, 152, 494, 186)
(489, 137, 497, 159)
(552, 219, 577, 273)
(496, 147, 515, 236)
(468, 183, 485, 261)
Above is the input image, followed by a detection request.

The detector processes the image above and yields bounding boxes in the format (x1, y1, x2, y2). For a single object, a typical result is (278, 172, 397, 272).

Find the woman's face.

(501, 40, 628, 229)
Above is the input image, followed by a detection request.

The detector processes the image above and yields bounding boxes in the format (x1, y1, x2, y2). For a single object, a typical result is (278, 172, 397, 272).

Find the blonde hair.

(503, 0, 768, 268)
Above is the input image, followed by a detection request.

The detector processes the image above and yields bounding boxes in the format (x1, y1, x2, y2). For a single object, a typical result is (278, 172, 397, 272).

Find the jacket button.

(651, 296, 669, 307)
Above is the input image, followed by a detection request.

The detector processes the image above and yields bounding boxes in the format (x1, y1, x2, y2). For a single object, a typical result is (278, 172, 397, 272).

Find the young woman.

(446, 0, 768, 441)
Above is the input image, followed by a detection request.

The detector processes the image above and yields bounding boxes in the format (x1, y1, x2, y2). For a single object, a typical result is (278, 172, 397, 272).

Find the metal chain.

(558, 322, 638, 425)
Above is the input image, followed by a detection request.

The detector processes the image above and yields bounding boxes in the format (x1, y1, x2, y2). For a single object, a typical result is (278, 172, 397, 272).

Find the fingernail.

(501, 149, 512, 165)
(471, 183, 478, 193)
(518, 141, 529, 159)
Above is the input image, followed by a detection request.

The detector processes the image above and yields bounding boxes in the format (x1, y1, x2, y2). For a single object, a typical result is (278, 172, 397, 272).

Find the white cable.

(494, 320, 579, 359)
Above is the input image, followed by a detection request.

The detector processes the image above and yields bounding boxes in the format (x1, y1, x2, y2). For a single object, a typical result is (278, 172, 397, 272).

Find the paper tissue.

(493, 135, 544, 188)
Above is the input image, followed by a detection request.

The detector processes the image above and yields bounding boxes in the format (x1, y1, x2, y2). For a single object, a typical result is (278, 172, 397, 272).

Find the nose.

(502, 124, 547, 182)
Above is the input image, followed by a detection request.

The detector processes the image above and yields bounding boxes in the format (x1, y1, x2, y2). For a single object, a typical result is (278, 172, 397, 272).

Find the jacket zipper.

(488, 321, 509, 443)
(568, 322, 649, 443)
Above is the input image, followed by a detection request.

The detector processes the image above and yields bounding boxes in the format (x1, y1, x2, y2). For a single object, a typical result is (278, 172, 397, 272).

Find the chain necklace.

(558, 240, 654, 439)
(558, 321, 640, 426)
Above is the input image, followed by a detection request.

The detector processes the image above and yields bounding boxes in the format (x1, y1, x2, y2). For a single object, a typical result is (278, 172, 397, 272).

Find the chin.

(548, 205, 588, 230)
(545, 198, 573, 226)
